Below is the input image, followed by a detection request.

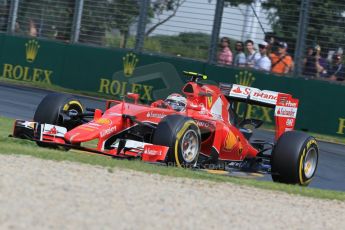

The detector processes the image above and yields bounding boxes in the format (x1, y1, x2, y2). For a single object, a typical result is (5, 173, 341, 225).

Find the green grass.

(310, 132, 345, 145)
(1, 116, 344, 201)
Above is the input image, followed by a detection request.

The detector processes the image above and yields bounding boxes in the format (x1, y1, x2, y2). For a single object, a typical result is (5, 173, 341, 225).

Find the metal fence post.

(293, 0, 310, 77)
(71, 0, 84, 43)
(208, 0, 224, 64)
(135, 0, 150, 52)
(7, 0, 20, 33)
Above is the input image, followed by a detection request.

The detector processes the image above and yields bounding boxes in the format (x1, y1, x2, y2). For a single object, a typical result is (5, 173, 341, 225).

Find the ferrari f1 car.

(12, 71, 318, 185)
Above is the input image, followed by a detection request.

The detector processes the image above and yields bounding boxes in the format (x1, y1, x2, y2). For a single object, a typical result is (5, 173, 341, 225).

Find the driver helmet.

(165, 93, 187, 112)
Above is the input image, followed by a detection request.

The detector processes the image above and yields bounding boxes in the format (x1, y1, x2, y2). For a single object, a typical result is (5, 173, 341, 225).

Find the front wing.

(12, 120, 169, 162)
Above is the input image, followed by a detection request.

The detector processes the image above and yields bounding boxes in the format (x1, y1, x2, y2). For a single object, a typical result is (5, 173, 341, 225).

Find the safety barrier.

(0, 34, 344, 137)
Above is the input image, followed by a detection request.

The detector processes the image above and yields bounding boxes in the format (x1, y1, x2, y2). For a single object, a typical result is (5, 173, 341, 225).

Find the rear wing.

(219, 83, 299, 140)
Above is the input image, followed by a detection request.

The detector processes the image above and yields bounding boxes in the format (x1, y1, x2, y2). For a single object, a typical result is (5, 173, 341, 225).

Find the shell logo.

(96, 118, 112, 125)
(224, 132, 237, 151)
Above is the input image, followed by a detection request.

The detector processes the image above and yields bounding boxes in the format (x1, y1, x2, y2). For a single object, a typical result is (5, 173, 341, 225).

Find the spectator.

(245, 40, 260, 68)
(14, 22, 22, 34)
(314, 45, 328, 78)
(327, 53, 345, 81)
(233, 41, 246, 67)
(302, 46, 316, 77)
(264, 32, 277, 55)
(254, 41, 271, 71)
(217, 37, 233, 65)
(303, 45, 327, 78)
(28, 19, 37, 37)
(270, 42, 294, 74)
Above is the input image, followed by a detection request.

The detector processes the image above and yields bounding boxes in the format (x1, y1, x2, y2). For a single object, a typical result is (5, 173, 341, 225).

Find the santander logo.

(230, 86, 251, 96)
(275, 107, 297, 118)
(252, 91, 277, 101)
(144, 149, 162, 156)
(47, 126, 57, 135)
(232, 86, 242, 94)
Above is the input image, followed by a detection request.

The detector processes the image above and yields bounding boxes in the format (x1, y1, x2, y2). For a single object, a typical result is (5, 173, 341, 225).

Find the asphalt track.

(0, 82, 344, 192)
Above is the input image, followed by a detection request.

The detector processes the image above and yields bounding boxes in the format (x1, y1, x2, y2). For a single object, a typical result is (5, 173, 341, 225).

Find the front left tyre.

(152, 114, 201, 167)
(33, 93, 84, 148)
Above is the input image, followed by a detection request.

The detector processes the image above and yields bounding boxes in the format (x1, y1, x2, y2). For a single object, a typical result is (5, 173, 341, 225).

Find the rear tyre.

(152, 115, 201, 167)
(34, 93, 84, 148)
(271, 131, 318, 185)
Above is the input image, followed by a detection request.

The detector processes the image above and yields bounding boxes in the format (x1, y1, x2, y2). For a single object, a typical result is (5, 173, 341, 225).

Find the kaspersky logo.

(123, 53, 138, 77)
(0, 39, 53, 84)
(235, 71, 255, 86)
(25, 40, 40, 63)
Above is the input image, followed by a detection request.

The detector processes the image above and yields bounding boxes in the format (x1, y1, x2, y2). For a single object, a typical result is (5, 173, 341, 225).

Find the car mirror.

(126, 93, 140, 104)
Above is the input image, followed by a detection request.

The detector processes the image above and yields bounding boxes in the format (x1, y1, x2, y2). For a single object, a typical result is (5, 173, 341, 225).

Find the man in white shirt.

(245, 40, 261, 68)
(254, 41, 271, 71)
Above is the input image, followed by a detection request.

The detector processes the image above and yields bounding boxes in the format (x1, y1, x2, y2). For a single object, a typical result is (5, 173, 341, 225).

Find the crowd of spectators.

(302, 45, 344, 81)
(217, 37, 344, 82)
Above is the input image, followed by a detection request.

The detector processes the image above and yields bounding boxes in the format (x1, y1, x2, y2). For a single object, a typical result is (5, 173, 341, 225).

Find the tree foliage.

(80, 0, 139, 47)
(223, 0, 255, 7)
(17, 0, 74, 39)
(145, 32, 211, 59)
(146, 0, 186, 36)
(262, 0, 345, 55)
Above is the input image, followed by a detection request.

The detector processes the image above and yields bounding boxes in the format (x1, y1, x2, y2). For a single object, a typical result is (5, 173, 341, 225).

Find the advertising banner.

(0, 34, 344, 137)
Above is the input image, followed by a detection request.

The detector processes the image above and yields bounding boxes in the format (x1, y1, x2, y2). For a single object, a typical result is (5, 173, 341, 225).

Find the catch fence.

(0, 0, 344, 80)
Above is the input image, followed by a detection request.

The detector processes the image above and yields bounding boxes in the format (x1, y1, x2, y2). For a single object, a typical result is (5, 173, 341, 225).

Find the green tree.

(79, 0, 109, 45)
(107, 0, 140, 48)
(145, 0, 186, 36)
(262, 0, 345, 55)
(17, 0, 74, 39)
(16, 0, 139, 47)
(0, 0, 10, 32)
(223, 0, 255, 6)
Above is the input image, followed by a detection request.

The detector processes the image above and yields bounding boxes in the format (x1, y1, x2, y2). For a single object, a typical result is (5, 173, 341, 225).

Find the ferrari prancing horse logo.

(206, 92, 213, 108)
(224, 132, 237, 151)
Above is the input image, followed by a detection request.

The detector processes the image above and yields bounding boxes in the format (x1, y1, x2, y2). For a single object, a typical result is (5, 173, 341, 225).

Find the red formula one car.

(12, 71, 319, 185)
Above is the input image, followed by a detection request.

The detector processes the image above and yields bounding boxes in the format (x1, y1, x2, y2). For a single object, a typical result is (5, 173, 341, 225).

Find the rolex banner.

(0, 35, 64, 85)
(0, 34, 344, 138)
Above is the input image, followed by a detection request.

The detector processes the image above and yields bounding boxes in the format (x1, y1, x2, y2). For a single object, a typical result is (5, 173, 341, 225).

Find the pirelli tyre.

(34, 93, 84, 148)
(271, 131, 319, 186)
(153, 114, 201, 167)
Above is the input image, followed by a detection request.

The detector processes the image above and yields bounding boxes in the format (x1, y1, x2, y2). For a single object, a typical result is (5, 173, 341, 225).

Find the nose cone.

(64, 117, 120, 144)
(64, 125, 101, 143)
